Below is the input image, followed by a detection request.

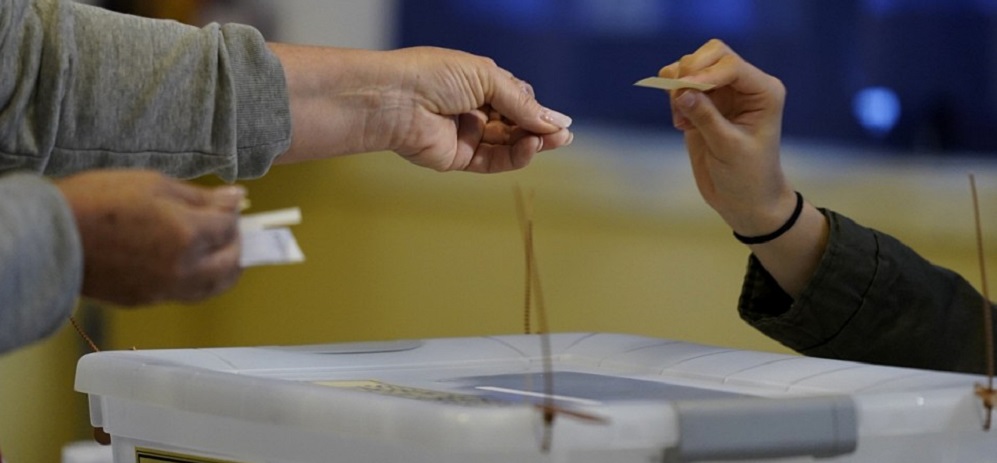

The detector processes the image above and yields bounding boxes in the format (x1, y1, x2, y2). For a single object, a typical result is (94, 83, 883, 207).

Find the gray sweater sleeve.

(0, 173, 81, 354)
(0, 0, 294, 354)
(0, 0, 292, 181)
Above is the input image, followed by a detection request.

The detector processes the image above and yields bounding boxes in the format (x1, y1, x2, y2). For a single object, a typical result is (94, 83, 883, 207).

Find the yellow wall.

(0, 330, 86, 463)
(3, 135, 997, 462)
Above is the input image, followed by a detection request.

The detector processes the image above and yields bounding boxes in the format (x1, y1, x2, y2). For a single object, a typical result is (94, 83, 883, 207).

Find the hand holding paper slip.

(239, 207, 305, 267)
(633, 77, 716, 92)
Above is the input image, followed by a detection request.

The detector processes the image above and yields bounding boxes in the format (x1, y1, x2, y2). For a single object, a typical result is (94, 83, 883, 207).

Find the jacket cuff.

(738, 209, 878, 352)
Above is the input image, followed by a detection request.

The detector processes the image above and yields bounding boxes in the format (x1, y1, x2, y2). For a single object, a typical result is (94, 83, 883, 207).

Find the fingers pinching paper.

(633, 77, 715, 92)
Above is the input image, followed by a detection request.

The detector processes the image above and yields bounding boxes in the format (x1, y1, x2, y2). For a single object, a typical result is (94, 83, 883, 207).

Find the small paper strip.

(239, 207, 302, 232)
(633, 77, 715, 92)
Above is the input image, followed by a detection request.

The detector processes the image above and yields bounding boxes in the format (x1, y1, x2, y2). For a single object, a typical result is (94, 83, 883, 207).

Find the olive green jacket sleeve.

(739, 209, 993, 374)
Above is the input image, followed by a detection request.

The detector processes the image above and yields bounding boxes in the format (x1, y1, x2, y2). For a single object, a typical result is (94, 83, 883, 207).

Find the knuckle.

(771, 77, 787, 98)
(517, 85, 536, 107)
(173, 224, 198, 249)
(479, 56, 498, 69)
(718, 53, 742, 68)
(659, 62, 678, 78)
(706, 38, 729, 51)
(678, 52, 695, 68)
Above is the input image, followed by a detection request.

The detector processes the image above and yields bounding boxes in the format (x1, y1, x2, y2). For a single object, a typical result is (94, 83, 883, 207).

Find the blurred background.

(5, 1, 997, 461)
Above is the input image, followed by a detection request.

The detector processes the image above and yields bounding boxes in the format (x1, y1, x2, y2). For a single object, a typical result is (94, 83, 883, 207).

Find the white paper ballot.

(633, 76, 716, 91)
(239, 207, 302, 232)
(239, 207, 305, 267)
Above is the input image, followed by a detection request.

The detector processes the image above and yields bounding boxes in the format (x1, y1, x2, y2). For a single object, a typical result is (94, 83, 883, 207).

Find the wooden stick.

(514, 185, 556, 451)
(970, 173, 995, 430)
(69, 315, 100, 353)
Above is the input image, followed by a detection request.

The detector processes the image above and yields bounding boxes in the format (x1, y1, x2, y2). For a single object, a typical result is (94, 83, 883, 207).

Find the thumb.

(486, 70, 572, 134)
(673, 90, 732, 137)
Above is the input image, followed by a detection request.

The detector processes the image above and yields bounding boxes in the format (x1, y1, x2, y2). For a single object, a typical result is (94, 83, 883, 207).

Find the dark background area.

(397, 0, 997, 156)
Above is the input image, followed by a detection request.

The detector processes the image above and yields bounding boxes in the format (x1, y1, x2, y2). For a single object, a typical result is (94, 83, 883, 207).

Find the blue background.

(397, 0, 997, 155)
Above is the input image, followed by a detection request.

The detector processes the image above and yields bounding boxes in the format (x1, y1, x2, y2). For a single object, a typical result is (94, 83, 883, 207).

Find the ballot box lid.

(74, 332, 988, 463)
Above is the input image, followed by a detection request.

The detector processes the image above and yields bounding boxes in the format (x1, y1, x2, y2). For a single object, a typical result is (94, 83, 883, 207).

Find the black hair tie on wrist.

(733, 191, 804, 245)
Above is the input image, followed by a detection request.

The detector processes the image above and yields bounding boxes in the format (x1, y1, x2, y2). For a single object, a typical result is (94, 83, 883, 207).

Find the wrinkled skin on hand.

(370, 46, 575, 172)
(56, 169, 246, 306)
(271, 44, 575, 173)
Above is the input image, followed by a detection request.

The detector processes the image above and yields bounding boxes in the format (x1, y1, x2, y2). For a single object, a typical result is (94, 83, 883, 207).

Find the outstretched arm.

(662, 40, 997, 374)
(0, 0, 572, 180)
(269, 44, 573, 173)
(659, 39, 827, 298)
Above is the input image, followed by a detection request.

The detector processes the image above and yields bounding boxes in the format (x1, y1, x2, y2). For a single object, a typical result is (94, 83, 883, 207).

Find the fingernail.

(214, 185, 247, 210)
(565, 131, 574, 146)
(536, 136, 544, 152)
(542, 109, 573, 129)
(215, 185, 247, 199)
(673, 115, 691, 130)
(676, 91, 696, 111)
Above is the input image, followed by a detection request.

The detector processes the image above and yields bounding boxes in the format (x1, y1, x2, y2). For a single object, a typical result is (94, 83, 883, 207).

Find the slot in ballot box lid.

(75, 333, 995, 463)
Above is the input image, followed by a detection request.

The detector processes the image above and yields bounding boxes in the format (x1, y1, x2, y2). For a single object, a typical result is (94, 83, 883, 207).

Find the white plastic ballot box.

(75, 333, 997, 462)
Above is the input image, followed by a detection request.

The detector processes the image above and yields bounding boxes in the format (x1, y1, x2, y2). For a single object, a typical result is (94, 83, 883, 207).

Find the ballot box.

(75, 333, 996, 462)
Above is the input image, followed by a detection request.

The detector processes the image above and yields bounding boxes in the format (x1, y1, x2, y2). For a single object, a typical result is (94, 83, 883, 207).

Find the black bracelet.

(733, 191, 804, 245)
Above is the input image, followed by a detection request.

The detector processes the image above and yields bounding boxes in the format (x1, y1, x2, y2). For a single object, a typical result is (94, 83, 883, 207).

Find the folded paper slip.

(239, 207, 304, 267)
